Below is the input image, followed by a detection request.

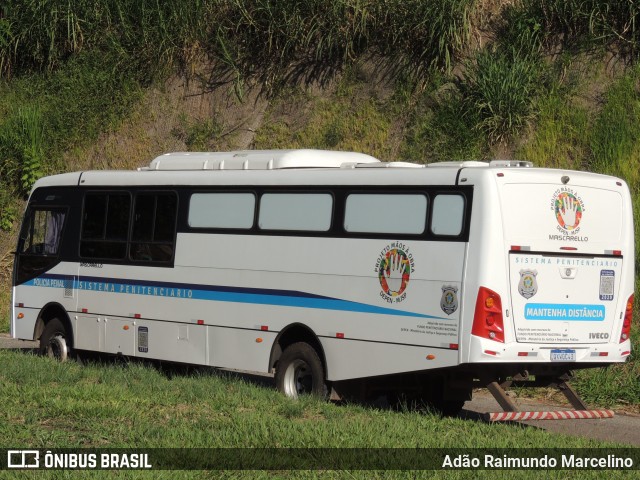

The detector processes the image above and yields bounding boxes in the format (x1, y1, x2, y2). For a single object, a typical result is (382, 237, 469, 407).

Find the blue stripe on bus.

(25, 274, 447, 320)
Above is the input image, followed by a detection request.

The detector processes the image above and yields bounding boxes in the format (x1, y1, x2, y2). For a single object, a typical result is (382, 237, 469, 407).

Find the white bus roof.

(145, 150, 381, 171)
(35, 149, 622, 190)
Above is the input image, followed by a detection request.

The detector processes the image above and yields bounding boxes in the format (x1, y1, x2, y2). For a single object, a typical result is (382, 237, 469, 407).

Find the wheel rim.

(282, 359, 313, 398)
(47, 334, 68, 362)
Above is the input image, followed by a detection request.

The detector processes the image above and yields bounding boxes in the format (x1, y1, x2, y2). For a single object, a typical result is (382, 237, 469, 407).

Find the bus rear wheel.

(39, 318, 70, 362)
(275, 342, 327, 399)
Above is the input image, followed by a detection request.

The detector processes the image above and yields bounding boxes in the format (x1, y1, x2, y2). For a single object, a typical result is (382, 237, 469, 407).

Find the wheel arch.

(269, 323, 327, 378)
(34, 302, 73, 347)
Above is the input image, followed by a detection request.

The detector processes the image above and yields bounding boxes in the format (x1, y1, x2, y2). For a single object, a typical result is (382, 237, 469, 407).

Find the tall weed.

(457, 48, 543, 144)
(519, 0, 640, 58)
(0, 0, 86, 74)
(588, 69, 640, 273)
(0, 105, 44, 192)
(210, 0, 374, 94)
(210, 0, 475, 95)
(372, 0, 474, 81)
(402, 88, 485, 163)
(0, 0, 210, 78)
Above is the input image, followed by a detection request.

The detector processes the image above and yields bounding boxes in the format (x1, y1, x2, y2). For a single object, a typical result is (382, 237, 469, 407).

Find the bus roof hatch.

(145, 150, 381, 171)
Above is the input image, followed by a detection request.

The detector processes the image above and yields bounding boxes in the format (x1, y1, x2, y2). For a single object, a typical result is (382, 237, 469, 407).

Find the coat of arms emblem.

(440, 285, 458, 315)
(518, 269, 538, 299)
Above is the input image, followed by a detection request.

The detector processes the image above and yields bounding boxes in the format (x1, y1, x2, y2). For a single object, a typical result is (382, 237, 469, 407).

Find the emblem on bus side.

(551, 189, 585, 233)
(375, 243, 414, 303)
(518, 269, 538, 299)
(440, 285, 458, 315)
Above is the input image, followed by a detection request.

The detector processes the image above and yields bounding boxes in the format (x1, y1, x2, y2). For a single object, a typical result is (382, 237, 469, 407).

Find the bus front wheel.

(275, 342, 327, 399)
(39, 318, 70, 362)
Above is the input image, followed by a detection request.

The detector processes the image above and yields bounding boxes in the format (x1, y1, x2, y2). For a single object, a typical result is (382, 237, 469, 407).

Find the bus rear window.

(344, 194, 427, 234)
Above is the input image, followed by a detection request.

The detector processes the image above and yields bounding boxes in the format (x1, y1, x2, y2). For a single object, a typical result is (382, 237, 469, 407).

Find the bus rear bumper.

(468, 335, 631, 364)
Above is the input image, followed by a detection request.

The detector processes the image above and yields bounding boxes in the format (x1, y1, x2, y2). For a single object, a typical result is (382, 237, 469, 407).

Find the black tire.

(275, 342, 328, 399)
(39, 318, 70, 362)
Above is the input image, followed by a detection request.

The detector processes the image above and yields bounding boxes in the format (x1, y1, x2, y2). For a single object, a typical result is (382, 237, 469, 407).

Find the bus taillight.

(472, 287, 504, 343)
(620, 294, 634, 343)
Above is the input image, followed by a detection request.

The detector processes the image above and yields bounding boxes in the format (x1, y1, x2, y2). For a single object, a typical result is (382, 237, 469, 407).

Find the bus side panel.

(70, 232, 467, 378)
(208, 328, 277, 372)
(321, 338, 460, 381)
(13, 263, 79, 340)
(132, 321, 207, 365)
(174, 233, 466, 379)
(75, 314, 104, 351)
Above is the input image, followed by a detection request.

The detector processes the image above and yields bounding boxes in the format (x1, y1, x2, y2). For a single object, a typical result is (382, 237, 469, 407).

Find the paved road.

(2, 333, 639, 446)
(0, 334, 38, 350)
(461, 390, 640, 446)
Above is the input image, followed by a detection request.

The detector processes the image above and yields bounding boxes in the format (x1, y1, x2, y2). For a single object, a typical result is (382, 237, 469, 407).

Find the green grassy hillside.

(0, 0, 638, 412)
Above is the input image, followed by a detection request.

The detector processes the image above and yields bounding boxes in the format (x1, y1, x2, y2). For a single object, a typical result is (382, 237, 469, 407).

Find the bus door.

(13, 195, 77, 339)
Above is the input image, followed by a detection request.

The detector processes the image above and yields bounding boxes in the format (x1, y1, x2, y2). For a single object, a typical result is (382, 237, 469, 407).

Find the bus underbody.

(328, 362, 610, 415)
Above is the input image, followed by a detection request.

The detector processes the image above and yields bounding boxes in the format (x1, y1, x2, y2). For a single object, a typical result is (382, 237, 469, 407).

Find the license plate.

(551, 349, 576, 362)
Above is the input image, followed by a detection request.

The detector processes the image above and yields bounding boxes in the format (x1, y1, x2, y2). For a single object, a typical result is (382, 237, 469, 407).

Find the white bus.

(11, 150, 634, 413)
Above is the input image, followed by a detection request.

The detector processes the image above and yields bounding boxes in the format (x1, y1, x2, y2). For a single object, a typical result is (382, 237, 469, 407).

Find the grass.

(253, 72, 402, 160)
(401, 85, 485, 162)
(210, 0, 474, 97)
(589, 71, 640, 174)
(516, 86, 590, 170)
(170, 116, 227, 151)
(0, 349, 636, 478)
(0, 290, 9, 333)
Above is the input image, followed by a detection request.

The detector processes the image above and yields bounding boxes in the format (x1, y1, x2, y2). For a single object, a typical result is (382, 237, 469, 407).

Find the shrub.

(457, 48, 542, 144)
(402, 87, 485, 163)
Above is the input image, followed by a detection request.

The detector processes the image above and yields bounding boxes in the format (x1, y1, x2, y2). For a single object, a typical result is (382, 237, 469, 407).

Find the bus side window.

(344, 194, 427, 234)
(188, 193, 255, 229)
(258, 193, 332, 231)
(431, 194, 465, 236)
(21, 209, 66, 256)
(130, 192, 177, 262)
(80, 193, 131, 259)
